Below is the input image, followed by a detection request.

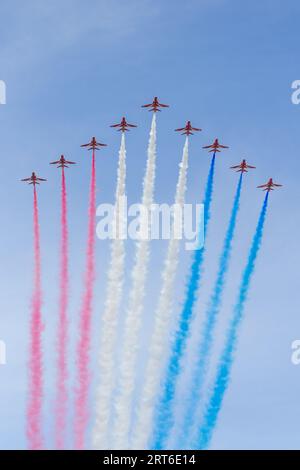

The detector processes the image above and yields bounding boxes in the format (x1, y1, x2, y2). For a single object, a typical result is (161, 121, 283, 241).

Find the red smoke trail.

(74, 151, 96, 449)
(55, 168, 69, 449)
(27, 186, 43, 450)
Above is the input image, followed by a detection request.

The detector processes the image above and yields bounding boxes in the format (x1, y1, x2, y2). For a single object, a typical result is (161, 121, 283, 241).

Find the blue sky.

(0, 0, 299, 449)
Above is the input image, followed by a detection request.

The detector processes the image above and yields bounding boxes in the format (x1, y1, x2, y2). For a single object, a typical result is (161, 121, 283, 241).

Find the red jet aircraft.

(230, 159, 256, 173)
(110, 117, 137, 132)
(21, 172, 47, 186)
(142, 97, 169, 112)
(81, 137, 107, 151)
(50, 155, 76, 168)
(203, 138, 228, 153)
(257, 178, 282, 192)
(175, 121, 202, 135)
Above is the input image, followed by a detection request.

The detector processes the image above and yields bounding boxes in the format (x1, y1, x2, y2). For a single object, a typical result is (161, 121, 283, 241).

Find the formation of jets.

(21, 96, 282, 193)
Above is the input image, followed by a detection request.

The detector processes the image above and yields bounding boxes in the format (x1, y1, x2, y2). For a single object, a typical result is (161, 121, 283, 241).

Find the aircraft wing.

(21, 177, 31, 181)
(66, 160, 76, 164)
(230, 165, 241, 169)
(257, 184, 267, 188)
(141, 103, 152, 108)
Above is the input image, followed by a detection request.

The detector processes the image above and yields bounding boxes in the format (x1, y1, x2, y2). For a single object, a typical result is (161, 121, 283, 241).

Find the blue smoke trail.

(180, 173, 243, 447)
(196, 193, 269, 449)
(152, 155, 216, 449)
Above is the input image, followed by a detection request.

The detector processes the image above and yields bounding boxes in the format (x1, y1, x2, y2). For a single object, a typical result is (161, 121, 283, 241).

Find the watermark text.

(96, 197, 205, 251)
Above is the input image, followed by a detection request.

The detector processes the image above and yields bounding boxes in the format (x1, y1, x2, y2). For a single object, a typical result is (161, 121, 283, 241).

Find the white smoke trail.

(93, 133, 127, 449)
(132, 138, 189, 449)
(112, 114, 157, 450)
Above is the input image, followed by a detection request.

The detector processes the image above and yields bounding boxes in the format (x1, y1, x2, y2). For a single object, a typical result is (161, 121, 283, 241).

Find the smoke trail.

(27, 186, 43, 450)
(112, 114, 157, 450)
(196, 193, 269, 449)
(93, 133, 127, 449)
(179, 173, 243, 447)
(152, 155, 216, 450)
(74, 151, 96, 449)
(55, 168, 69, 449)
(132, 138, 189, 450)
